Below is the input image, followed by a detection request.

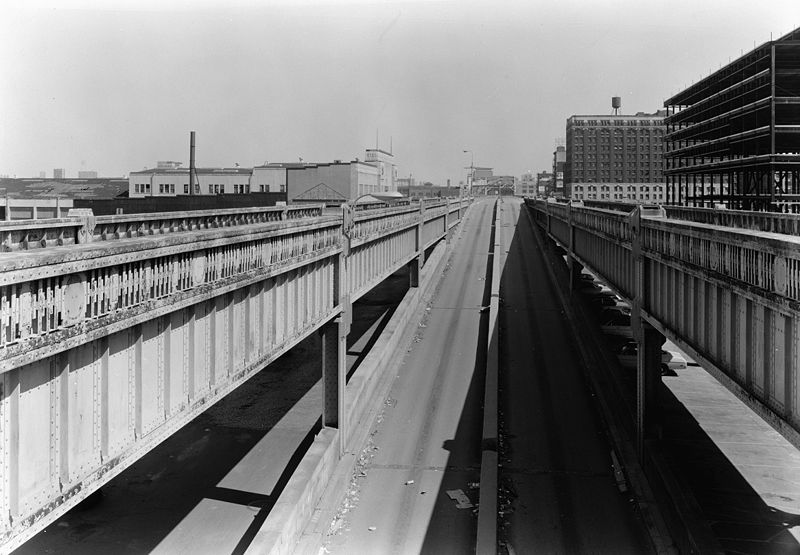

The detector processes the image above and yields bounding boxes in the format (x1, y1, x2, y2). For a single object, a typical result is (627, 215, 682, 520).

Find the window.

(209, 184, 213, 194)
(195, 184, 200, 194)
(145, 183, 150, 193)
(214, 184, 219, 194)
(233, 184, 239, 194)
(245, 184, 250, 194)
(170, 184, 175, 194)
(159, 184, 164, 194)
(259, 185, 265, 192)
(184, 184, 189, 194)
(134, 184, 140, 193)
(280, 184, 286, 193)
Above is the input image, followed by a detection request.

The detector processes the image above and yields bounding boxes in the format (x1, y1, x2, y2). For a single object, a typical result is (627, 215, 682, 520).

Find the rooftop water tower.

(612, 96, 621, 115)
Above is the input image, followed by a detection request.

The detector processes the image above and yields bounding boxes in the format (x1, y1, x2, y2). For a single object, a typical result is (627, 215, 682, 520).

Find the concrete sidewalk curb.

(245, 204, 474, 555)
(476, 199, 500, 555)
(521, 204, 679, 555)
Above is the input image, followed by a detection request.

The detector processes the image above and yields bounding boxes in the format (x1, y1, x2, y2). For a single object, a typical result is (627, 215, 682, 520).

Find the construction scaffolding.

(664, 27, 800, 212)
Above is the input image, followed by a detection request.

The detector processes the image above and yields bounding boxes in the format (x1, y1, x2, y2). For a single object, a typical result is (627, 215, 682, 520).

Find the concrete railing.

(583, 199, 800, 235)
(0, 204, 326, 252)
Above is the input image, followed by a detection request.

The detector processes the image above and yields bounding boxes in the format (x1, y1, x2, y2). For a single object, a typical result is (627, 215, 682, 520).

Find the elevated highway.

(3, 195, 800, 554)
(0, 198, 469, 553)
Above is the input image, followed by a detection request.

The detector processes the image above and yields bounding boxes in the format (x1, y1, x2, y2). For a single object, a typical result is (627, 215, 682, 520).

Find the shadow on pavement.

(530, 200, 800, 554)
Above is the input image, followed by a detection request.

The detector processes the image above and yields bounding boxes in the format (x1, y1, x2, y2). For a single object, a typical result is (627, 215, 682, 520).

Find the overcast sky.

(2, 0, 799, 185)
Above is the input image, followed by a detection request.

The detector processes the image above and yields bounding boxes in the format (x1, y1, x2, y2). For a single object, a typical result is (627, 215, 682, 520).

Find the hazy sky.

(2, 0, 799, 185)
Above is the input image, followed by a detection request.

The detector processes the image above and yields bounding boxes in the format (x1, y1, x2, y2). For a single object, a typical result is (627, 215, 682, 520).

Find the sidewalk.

(659, 364, 800, 553)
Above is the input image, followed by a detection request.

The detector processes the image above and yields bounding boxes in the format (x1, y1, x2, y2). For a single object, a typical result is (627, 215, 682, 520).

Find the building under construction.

(664, 27, 800, 211)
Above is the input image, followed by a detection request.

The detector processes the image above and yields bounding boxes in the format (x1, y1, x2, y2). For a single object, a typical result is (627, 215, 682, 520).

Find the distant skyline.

(2, 0, 799, 185)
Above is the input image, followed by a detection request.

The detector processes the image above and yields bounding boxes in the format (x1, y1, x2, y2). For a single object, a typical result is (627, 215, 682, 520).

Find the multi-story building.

(552, 146, 566, 197)
(566, 111, 666, 203)
(364, 149, 398, 194)
(397, 176, 416, 190)
(287, 160, 379, 204)
(129, 166, 253, 197)
(517, 172, 536, 196)
(53, 168, 65, 179)
(664, 27, 800, 211)
(128, 147, 399, 204)
(78, 170, 98, 178)
(537, 171, 553, 196)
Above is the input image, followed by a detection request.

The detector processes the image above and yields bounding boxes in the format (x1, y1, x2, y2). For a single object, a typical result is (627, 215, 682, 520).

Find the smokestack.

(189, 131, 196, 196)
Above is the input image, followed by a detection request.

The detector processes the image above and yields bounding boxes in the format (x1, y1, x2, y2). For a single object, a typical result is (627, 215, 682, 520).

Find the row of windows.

(134, 182, 288, 195)
(573, 154, 662, 160)
(574, 147, 664, 152)
(573, 171, 661, 177)
(572, 119, 663, 126)
(575, 192, 663, 201)
(573, 139, 664, 144)
(575, 126, 664, 132)
(573, 184, 663, 192)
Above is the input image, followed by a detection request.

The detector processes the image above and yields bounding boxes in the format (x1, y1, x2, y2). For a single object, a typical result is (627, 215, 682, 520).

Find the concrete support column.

(408, 257, 421, 288)
(409, 199, 424, 288)
(635, 322, 666, 463)
(569, 257, 584, 294)
(320, 317, 348, 456)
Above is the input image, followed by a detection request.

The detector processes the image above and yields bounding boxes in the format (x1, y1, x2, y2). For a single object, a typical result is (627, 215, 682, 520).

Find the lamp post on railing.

(463, 150, 474, 196)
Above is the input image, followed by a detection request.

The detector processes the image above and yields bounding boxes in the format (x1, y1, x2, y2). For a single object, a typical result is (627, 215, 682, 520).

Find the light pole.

(462, 150, 474, 196)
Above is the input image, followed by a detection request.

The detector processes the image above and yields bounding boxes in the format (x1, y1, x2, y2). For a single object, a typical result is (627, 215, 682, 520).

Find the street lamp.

(462, 150, 474, 195)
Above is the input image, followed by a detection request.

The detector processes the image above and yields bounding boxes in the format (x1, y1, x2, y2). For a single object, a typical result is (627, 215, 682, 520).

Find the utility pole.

(189, 131, 197, 196)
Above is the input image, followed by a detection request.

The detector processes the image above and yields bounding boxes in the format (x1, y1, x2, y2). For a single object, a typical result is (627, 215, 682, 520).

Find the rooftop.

(0, 177, 128, 199)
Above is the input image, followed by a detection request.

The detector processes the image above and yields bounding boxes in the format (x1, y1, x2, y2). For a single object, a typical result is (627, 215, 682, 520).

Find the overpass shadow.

(15, 271, 410, 555)
(532, 203, 800, 554)
(653, 379, 800, 554)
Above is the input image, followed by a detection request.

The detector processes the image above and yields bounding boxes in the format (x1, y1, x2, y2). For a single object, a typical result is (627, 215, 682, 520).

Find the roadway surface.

(320, 197, 495, 554)
(496, 197, 653, 553)
(319, 196, 653, 554)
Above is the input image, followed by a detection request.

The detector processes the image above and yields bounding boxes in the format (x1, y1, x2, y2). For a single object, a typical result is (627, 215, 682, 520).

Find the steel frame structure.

(664, 27, 800, 212)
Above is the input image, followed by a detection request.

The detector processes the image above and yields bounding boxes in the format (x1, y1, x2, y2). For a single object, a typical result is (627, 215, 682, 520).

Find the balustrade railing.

(0, 221, 342, 362)
(0, 204, 326, 252)
(0, 200, 470, 365)
(582, 199, 800, 236)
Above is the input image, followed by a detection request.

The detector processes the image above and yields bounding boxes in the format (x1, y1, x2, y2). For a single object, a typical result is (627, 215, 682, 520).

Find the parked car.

(576, 281, 613, 297)
(600, 312, 633, 337)
(596, 306, 631, 322)
(615, 341, 688, 375)
(588, 293, 625, 310)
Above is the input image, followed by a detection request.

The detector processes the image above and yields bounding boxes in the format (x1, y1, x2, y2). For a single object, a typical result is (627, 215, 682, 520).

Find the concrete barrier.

(476, 200, 500, 554)
(245, 207, 471, 555)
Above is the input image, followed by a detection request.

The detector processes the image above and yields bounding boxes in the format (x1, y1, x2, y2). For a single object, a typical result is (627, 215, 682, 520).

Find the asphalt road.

(497, 197, 653, 554)
(321, 197, 496, 554)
